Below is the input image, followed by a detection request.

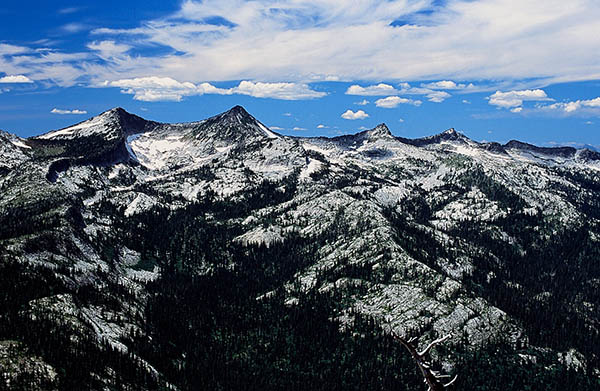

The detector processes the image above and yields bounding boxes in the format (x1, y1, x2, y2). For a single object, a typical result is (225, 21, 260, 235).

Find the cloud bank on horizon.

(2, 1, 600, 90)
(1, 0, 600, 143)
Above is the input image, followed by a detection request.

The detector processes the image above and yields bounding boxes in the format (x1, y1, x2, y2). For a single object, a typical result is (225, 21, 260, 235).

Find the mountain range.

(1, 106, 599, 390)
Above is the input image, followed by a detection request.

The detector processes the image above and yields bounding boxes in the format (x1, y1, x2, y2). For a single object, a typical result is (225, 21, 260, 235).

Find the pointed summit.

(367, 123, 393, 138)
(34, 107, 154, 141)
(191, 105, 278, 143)
(439, 128, 464, 140)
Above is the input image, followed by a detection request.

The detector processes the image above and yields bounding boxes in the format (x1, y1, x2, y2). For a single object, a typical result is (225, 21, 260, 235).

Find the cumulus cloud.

(396, 82, 453, 103)
(346, 84, 399, 96)
(355, 99, 370, 106)
(232, 81, 326, 100)
(317, 124, 329, 128)
(0, 75, 33, 83)
(426, 91, 451, 103)
(103, 76, 202, 101)
(101, 76, 325, 101)
(348, 82, 451, 103)
(51, 108, 87, 114)
(488, 89, 551, 108)
(341, 109, 369, 120)
(375, 96, 421, 108)
(422, 80, 475, 90)
(538, 97, 600, 114)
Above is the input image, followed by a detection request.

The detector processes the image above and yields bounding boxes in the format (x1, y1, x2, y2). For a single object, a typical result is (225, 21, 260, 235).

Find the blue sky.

(1, 0, 600, 148)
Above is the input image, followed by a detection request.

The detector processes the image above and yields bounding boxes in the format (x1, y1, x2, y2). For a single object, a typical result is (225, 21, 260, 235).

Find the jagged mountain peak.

(438, 127, 470, 142)
(368, 123, 392, 138)
(397, 127, 472, 147)
(191, 105, 279, 143)
(34, 107, 153, 141)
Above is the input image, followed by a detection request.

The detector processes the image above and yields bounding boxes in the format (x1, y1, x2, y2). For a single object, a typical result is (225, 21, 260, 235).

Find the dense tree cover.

(383, 166, 600, 373)
(0, 261, 161, 390)
(1, 169, 600, 390)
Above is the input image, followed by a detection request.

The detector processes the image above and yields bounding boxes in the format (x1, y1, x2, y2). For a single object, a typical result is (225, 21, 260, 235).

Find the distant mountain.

(1, 106, 599, 390)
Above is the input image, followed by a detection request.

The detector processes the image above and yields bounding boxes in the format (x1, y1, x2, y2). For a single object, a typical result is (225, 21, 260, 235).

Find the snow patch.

(125, 193, 158, 217)
(10, 139, 31, 149)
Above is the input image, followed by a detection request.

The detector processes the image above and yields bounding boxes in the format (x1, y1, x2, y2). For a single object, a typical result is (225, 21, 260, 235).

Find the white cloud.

(398, 118, 404, 122)
(396, 82, 453, 102)
(341, 109, 369, 120)
(269, 126, 285, 130)
(511, 107, 523, 113)
(58, 7, 82, 15)
(539, 97, 600, 114)
(61, 23, 88, 33)
(375, 96, 421, 108)
(355, 99, 370, 105)
(101, 76, 324, 101)
(462, 99, 471, 104)
(292, 126, 307, 131)
(283, 113, 292, 117)
(346, 84, 399, 96)
(317, 124, 329, 128)
(232, 81, 325, 100)
(51, 108, 87, 115)
(87, 41, 132, 60)
(488, 89, 551, 108)
(422, 81, 474, 90)
(349, 83, 451, 103)
(4, 1, 600, 92)
(0, 75, 33, 83)
(426, 91, 451, 103)
(0, 44, 31, 55)
(84, 0, 596, 84)
(103, 76, 201, 101)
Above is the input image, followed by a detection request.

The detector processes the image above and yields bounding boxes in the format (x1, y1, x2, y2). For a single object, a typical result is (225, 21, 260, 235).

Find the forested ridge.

(2, 107, 600, 389)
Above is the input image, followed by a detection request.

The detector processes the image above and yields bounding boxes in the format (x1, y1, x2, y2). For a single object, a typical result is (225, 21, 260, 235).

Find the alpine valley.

(1, 106, 600, 390)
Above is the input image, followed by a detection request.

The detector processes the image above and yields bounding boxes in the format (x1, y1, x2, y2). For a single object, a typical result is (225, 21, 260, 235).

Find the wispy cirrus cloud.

(51, 108, 87, 115)
(2, 0, 600, 99)
(60, 23, 89, 34)
(58, 7, 83, 15)
(421, 80, 474, 90)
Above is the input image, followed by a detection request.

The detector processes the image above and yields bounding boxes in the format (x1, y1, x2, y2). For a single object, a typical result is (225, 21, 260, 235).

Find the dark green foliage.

(130, 270, 426, 391)
(0, 261, 162, 390)
(451, 341, 600, 391)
